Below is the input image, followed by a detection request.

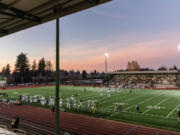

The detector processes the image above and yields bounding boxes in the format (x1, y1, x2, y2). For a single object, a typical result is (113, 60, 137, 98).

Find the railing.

(0, 124, 25, 135)
(13, 128, 26, 135)
(0, 124, 7, 129)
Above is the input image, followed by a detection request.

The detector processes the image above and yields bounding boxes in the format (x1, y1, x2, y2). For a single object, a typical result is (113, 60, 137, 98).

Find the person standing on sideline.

(136, 105, 140, 114)
(130, 89, 132, 94)
(80, 97, 83, 105)
(92, 104, 97, 114)
(11, 117, 16, 130)
(177, 109, 180, 120)
(51, 105, 55, 115)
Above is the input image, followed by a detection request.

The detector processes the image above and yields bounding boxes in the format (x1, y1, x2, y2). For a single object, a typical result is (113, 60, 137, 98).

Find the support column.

(55, 18, 60, 135)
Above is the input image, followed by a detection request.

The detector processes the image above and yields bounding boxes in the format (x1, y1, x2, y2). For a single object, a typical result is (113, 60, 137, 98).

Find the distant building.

(65, 79, 103, 87)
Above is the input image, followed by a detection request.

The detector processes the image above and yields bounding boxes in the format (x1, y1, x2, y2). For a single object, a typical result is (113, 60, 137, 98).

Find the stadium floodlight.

(178, 45, 180, 51)
(104, 52, 109, 58)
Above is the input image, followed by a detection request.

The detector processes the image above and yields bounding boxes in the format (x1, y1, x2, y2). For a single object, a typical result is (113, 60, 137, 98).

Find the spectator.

(92, 104, 97, 114)
(11, 117, 20, 131)
(11, 117, 16, 129)
(14, 117, 20, 128)
(51, 105, 55, 115)
(80, 97, 83, 104)
(130, 89, 132, 94)
(19, 95, 22, 100)
(15, 99, 22, 105)
(118, 105, 122, 112)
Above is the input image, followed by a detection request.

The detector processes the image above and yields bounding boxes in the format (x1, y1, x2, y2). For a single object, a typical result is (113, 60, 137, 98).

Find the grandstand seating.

(111, 71, 179, 88)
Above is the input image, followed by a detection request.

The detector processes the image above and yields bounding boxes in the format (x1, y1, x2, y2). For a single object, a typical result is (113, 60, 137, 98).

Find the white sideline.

(166, 104, 180, 118)
(142, 98, 169, 114)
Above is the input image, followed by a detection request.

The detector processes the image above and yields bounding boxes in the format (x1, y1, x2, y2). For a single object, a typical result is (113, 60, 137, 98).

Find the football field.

(1, 86, 180, 132)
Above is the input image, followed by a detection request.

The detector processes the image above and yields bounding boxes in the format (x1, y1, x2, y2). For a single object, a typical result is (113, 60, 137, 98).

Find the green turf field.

(1, 86, 180, 132)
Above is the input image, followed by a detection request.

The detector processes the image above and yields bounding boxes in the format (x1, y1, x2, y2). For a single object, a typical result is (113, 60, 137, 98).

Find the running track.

(0, 103, 179, 135)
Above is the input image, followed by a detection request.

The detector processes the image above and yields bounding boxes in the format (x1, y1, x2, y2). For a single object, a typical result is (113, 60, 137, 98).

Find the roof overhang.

(0, 0, 111, 38)
(108, 70, 179, 75)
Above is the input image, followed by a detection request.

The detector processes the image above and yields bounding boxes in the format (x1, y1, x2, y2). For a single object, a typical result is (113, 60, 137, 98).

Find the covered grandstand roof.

(0, 0, 111, 37)
(108, 70, 179, 75)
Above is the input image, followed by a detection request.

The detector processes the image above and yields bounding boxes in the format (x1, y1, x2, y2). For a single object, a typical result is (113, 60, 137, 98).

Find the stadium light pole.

(104, 53, 108, 86)
(177, 45, 180, 52)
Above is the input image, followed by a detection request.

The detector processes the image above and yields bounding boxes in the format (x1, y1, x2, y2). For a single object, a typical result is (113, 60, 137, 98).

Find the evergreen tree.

(46, 60, 53, 82)
(46, 60, 53, 72)
(32, 60, 37, 72)
(31, 60, 37, 83)
(4, 64, 11, 76)
(82, 70, 87, 79)
(38, 58, 46, 75)
(14, 53, 30, 83)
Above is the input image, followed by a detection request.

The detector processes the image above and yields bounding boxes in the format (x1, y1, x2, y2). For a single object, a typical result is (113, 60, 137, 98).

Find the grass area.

(1, 86, 180, 132)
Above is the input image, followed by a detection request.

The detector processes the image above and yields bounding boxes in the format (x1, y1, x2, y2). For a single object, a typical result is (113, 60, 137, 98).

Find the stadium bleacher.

(110, 70, 180, 88)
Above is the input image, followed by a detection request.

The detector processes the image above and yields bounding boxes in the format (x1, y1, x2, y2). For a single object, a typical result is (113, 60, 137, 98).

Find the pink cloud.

(1, 32, 180, 73)
(61, 34, 180, 72)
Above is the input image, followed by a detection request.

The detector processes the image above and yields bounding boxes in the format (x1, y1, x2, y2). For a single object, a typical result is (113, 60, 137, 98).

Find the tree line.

(0, 53, 105, 84)
(1, 54, 178, 84)
(118, 61, 178, 72)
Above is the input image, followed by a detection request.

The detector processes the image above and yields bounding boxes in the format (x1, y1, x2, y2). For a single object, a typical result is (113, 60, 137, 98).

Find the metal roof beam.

(0, 0, 111, 38)
(53, 0, 73, 13)
(0, 2, 41, 22)
(0, 29, 8, 34)
(84, 0, 100, 4)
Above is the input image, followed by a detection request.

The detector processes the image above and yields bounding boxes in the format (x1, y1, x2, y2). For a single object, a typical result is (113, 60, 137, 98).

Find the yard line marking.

(94, 89, 129, 103)
(110, 112, 119, 117)
(122, 126, 138, 135)
(84, 94, 100, 100)
(107, 94, 146, 109)
(110, 94, 151, 116)
(100, 94, 131, 105)
(100, 94, 142, 114)
(124, 93, 164, 111)
(142, 98, 169, 114)
(125, 95, 144, 102)
(166, 104, 180, 118)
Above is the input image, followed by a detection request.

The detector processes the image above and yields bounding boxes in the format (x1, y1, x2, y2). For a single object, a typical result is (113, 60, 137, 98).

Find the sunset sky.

(1, 0, 180, 72)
